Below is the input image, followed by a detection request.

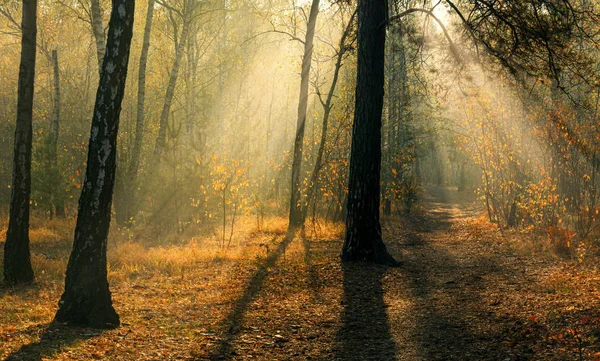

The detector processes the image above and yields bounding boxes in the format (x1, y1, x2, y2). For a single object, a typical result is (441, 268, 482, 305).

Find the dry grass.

(0, 214, 345, 360)
(1, 213, 315, 283)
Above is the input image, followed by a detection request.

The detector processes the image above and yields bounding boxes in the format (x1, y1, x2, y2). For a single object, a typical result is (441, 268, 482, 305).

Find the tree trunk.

(153, 8, 189, 160)
(185, 15, 201, 150)
(51, 48, 65, 218)
(54, 0, 135, 328)
(288, 0, 320, 231)
(383, 23, 397, 217)
(121, 0, 154, 224)
(90, 0, 106, 75)
(300, 10, 355, 225)
(341, 0, 398, 266)
(3, 0, 37, 284)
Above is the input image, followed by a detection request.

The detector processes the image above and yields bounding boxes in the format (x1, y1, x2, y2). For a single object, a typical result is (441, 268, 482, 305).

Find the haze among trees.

(3, 0, 600, 359)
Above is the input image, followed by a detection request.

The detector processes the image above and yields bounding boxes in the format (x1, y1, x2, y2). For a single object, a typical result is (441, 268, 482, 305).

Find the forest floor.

(3, 188, 600, 360)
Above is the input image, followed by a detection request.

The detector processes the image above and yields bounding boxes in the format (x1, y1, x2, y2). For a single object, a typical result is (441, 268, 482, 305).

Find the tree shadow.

(395, 191, 515, 360)
(301, 233, 324, 303)
(208, 230, 296, 360)
(333, 263, 398, 360)
(3, 322, 101, 361)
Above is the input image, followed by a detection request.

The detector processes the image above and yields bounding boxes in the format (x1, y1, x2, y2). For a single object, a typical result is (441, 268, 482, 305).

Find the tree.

(301, 9, 356, 225)
(54, 0, 135, 328)
(153, 0, 195, 160)
(287, 0, 320, 232)
(340, 0, 398, 265)
(3, 0, 37, 284)
(90, 0, 106, 75)
(49, 48, 65, 218)
(119, 0, 155, 224)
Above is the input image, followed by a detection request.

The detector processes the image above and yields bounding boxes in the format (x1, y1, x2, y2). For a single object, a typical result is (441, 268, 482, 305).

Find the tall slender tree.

(301, 9, 356, 224)
(153, 0, 193, 160)
(54, 0, 135, 328)
(120, 0, 155, 223)
(341, 0, 398, 265)
(49, 48, 65, 218)
(3, 0, 37, 284)
(288, 0, 320, 231)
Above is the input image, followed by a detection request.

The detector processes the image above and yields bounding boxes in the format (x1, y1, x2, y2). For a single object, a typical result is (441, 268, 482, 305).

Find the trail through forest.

(341, 188, 600, 361)
(197, 188, 600, 360)
(4, 188, 600, 360)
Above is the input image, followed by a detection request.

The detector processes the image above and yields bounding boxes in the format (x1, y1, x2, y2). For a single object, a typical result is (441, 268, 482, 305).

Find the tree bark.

(3, 0, 37, 284)
(341, 0, 398, 266)
(54, 0, 135, 328)
(90, 0, 106, 75)
(288, 0, 320, 231)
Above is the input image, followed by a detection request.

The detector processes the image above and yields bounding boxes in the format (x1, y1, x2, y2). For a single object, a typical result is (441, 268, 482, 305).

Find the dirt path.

(199, 188, 600, 360)
(350, 188, 600, 361)
(4, 188, 600, 360)
(383, 188, 523, 360)
(333, 187, 521, 360)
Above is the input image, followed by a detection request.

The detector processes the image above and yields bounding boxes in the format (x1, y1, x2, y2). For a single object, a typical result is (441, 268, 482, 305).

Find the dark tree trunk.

(51, 48, 65, 218)
(54, 0, 135, 329)
(4, 0, 37, 285)
(90, 0, 106, 75)
(120, 0, 154, 224)
(288, 0, 320, 231)
(341, 0, 398, 266)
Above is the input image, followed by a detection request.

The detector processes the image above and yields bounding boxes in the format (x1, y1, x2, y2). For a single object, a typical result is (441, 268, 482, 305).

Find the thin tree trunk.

(153, 9, 190, 160)
(3, 0, 37, 284)
(300, 10, 355, 225)
(185, 17, 201, 149)
(51, 48, 65, 218)
(90, 0, 106, 75)
(122, 0, 154, 223)
(384, 24, 397, 217)
(54, 0, 135, 328)
(341, 0, 398, 266)
(288, 0, 320, 231)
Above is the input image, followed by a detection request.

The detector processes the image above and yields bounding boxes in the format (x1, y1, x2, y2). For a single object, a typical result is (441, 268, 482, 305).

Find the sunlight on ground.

(3, 191, 600, 359)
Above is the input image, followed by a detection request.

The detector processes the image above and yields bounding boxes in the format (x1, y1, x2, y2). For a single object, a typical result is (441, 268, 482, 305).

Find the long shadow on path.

(392, 190, 518, 360)
(334, 263, 398, 361)
(207, 231, 295, 360)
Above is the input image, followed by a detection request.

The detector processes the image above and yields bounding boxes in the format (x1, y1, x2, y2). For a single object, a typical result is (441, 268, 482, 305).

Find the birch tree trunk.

(54, 0, 135, 328)
(90, 0, 106, 75)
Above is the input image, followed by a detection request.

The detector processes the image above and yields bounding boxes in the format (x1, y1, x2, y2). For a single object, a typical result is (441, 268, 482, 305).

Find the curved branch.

(243, 29, 305, 45)
(387, 8, 462, 63)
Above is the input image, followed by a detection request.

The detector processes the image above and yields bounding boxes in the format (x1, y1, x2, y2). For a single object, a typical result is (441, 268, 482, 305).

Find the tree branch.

(387, 8, 463, 63)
